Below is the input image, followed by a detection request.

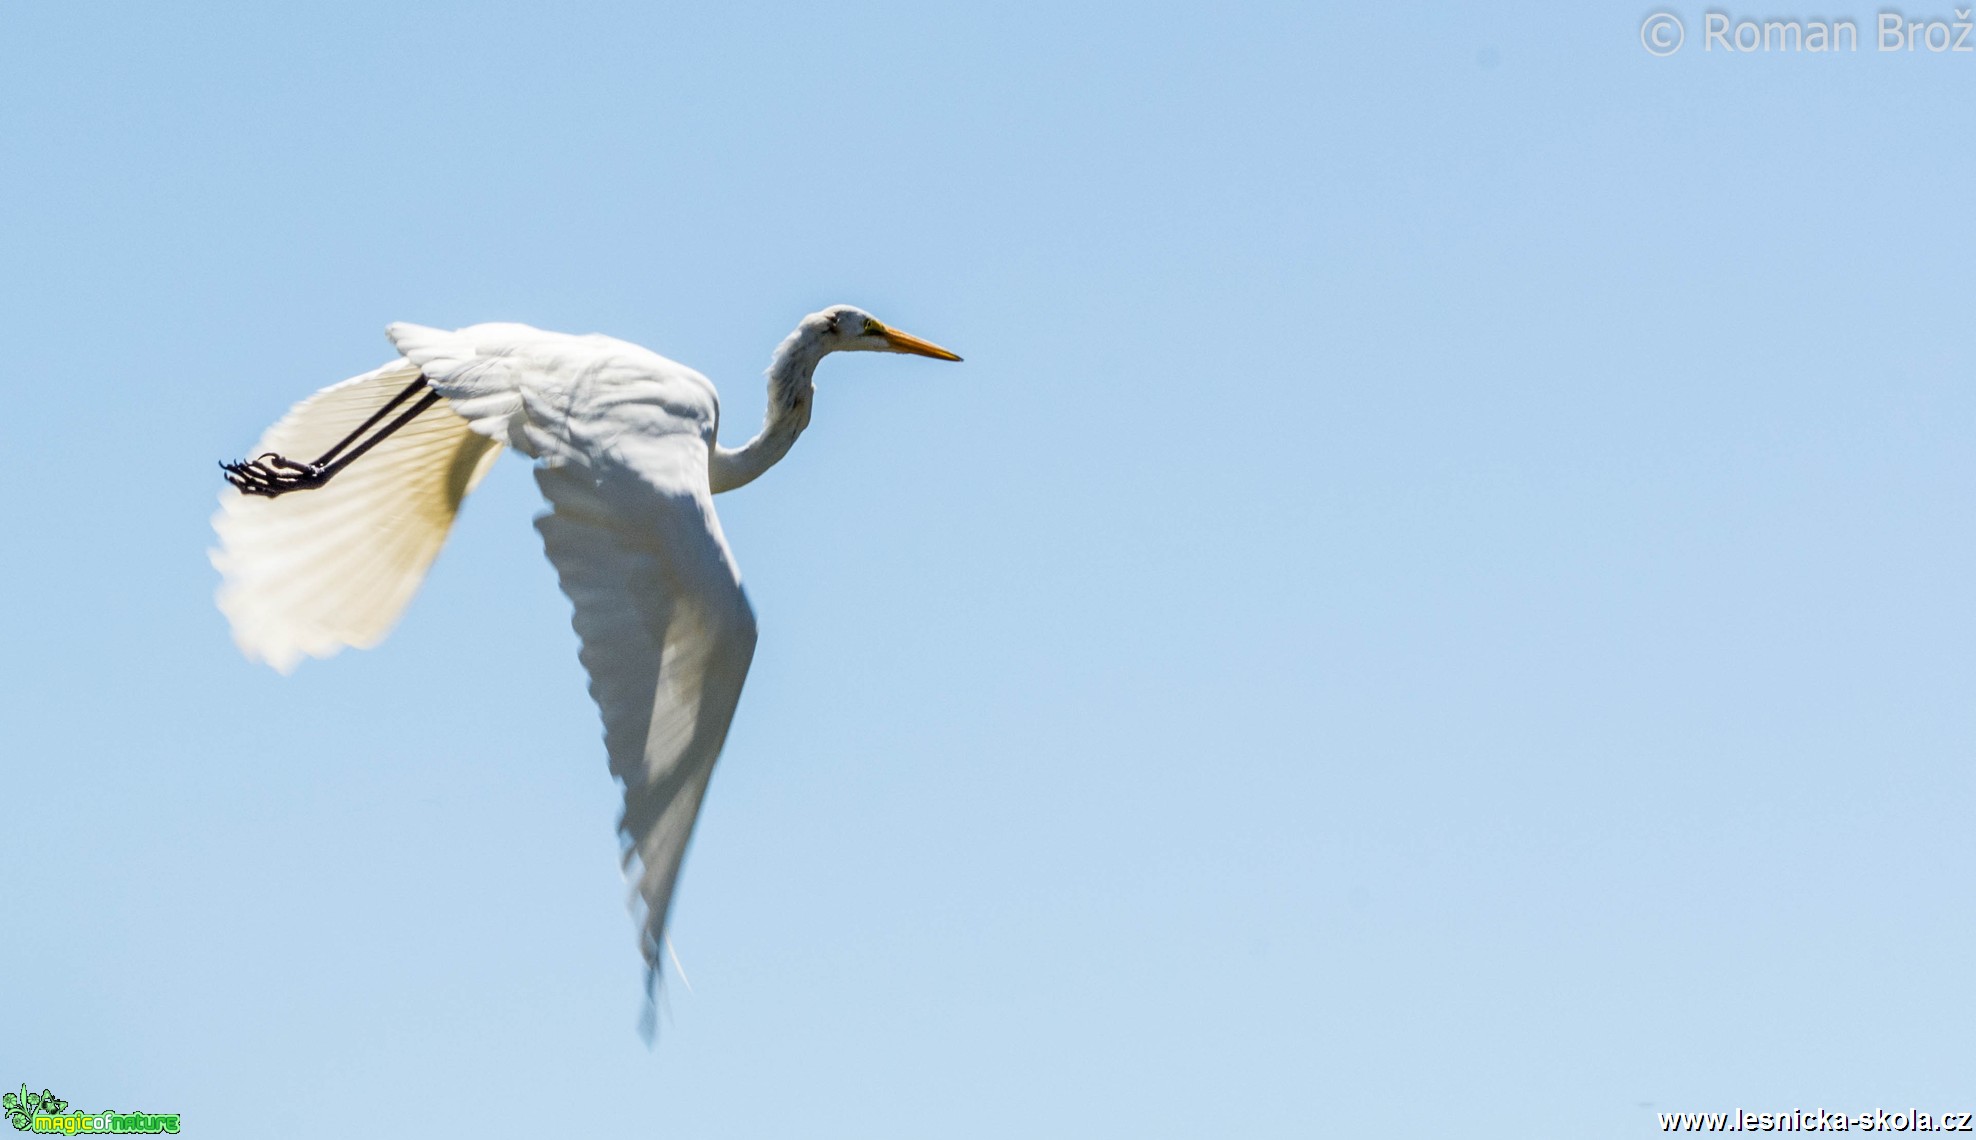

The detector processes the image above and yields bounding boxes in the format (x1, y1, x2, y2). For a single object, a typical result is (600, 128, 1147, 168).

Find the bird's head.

(809, 305, 963, 362)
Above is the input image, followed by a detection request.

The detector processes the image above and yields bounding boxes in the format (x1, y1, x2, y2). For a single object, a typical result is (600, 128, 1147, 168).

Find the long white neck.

(709, 325, 825, 493)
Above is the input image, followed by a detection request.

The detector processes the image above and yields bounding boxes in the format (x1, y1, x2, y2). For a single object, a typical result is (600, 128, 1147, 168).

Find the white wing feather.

(388, 323, 759, 999)
(211, 361, 502, 672)
(533, 457, 757, 1003)
(215, 322, 758, 1010)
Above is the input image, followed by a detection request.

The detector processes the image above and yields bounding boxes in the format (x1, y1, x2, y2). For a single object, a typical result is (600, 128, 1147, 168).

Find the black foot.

(220, 452, 330, 498)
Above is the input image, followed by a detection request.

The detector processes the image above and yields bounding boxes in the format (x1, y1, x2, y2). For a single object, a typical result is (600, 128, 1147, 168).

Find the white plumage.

(212, 361, 502, 671)
(211, 307, 960, 1018)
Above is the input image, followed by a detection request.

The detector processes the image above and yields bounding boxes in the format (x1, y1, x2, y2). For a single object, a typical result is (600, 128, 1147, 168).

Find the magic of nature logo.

(4, 1085, 180, 1135)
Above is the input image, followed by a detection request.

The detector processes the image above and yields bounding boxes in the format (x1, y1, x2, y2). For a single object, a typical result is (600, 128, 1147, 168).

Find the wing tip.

(215, 591, 327, 675)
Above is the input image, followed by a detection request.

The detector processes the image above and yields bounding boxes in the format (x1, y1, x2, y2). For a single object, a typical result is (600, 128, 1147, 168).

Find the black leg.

(221, 376, 439, 499)
(220, 452, 333, 497)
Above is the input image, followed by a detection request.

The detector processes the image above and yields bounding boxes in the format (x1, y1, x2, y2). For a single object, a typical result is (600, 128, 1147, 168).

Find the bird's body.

(211, 308, 960, 1013)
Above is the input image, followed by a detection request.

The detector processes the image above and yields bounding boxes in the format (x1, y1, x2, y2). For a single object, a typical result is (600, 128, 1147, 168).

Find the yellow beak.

(874, 323, 963, 362)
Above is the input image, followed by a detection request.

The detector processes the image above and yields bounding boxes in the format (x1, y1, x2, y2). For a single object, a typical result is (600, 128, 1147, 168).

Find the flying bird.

(211, 307, 961, 1017)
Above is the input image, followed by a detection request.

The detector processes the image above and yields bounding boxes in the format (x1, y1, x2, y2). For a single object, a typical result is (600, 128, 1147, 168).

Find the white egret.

(211, 306, 961, 1017)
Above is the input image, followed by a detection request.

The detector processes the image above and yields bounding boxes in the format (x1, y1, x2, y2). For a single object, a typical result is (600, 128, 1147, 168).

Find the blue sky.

(4, 1, 1975, 1135)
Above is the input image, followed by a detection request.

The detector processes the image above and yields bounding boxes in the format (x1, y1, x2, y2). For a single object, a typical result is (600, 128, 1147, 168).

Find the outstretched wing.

(391, 322, 757, 1004)
(535, 453, 758, 1006)
(212, 361, 502, 672)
